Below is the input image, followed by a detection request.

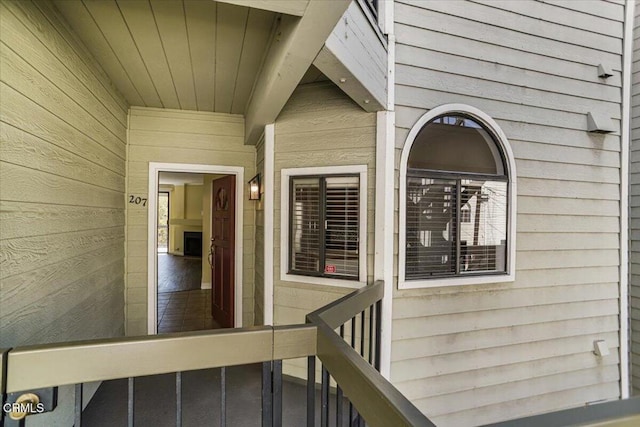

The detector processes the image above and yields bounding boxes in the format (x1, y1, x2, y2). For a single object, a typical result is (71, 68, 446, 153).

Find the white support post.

(375, 110, 395, 379)
(264, 124, 275, 326)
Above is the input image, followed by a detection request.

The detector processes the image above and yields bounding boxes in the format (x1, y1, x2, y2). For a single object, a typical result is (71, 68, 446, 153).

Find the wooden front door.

(210, 175, 235, 328)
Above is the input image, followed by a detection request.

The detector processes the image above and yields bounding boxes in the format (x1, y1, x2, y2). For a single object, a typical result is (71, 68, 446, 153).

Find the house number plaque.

(129, 195, 148, 207)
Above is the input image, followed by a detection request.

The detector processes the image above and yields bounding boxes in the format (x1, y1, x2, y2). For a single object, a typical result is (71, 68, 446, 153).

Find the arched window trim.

(398, 104, 517, 289)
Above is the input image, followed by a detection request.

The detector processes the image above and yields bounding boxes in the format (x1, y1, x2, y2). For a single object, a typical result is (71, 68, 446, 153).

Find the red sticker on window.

(325, 265, 336, 273)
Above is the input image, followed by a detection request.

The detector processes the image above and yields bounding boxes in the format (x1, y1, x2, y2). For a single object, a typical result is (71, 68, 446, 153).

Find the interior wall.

(125, 107, 256, 334)
(0, 0, 128, 424)
(167, 183, 203, 255)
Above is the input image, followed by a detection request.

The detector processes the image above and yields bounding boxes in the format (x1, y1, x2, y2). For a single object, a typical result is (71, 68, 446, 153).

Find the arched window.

(399, 105, 516, 288)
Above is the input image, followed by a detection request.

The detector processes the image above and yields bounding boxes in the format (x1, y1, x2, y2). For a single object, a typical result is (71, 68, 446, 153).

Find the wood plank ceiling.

(53, 0, 278, 114)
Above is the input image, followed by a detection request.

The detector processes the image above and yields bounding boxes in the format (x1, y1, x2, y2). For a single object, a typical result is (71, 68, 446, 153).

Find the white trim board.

(264, 124, 275, 325)
(375, 110, 395, 379)
(147, 162, 245, 334)
(280, 165, 368, 289)
(620, 0, 634, 399)
(397, 104, 517, 289)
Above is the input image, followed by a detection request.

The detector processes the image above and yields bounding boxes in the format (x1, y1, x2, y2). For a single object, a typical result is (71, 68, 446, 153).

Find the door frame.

(147, 162, 244, 334)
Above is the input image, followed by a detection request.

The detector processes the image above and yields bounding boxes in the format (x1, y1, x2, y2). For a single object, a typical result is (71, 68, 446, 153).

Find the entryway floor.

(158, 253, 202, 293)
(158, 290, 220, 333)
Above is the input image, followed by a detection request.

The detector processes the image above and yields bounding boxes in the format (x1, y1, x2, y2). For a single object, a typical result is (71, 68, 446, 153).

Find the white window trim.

(398, 104, 517, 289)
(281, 165, 368, 289)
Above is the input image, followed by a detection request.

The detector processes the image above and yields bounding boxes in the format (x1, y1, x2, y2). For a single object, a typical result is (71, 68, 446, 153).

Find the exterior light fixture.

(248, 174, 261, 200)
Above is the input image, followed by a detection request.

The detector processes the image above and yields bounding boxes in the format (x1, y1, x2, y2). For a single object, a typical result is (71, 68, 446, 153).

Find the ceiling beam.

(243, 0, 351, 145)
(215, 0, 309, 17)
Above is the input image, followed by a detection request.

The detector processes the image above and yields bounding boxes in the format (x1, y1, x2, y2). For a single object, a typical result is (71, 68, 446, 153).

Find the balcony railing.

(2, 280, 640, 426)
(0, 281, 434, 426)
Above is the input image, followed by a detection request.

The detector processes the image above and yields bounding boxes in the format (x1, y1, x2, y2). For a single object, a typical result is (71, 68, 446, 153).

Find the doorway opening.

(148, 163, 244, 334)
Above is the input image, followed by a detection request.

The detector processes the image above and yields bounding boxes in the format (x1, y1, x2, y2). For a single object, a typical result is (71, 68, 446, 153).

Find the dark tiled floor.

(157, 253, 219, 333)
(158, 290, 220, 333)
(158, 253, 202, 293)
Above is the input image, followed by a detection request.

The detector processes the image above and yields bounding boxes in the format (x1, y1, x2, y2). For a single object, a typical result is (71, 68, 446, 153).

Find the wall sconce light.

(248, 174, 261, 201)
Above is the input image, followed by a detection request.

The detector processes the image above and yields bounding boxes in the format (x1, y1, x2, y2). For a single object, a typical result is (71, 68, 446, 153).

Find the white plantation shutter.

(459, 180, 507, 273)
(405, 177, 457, 278)
(291, 178, 321, 273)
(405, 174, 507, 279)
(325, 176, 359, 277)
(290, 175, 360, 279)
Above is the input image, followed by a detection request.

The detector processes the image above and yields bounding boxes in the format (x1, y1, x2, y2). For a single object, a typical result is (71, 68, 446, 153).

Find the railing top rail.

(306, 279, 435, 427)
(482, 396, 640, 427)
(306, 280, 383, 329)
(316, 322, 435, 427)
(5, 325, 316, 393)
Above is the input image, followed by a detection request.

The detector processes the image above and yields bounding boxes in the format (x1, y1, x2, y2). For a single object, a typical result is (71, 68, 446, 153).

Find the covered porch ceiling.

(53, 0, 366, 144)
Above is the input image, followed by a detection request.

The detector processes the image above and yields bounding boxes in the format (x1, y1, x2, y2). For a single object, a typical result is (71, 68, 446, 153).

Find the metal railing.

(306, 281, 434, 427)
(0, 281, 431, 426)
(2, 280, 640, 427)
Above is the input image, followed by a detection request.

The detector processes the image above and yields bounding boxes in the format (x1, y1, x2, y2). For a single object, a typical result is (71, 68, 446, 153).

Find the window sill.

(281, 273, 366, 289)
(398, 272, 515, 290)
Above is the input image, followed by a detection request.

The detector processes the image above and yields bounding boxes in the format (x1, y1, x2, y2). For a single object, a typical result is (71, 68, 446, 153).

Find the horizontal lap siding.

(126, 107, 256, 334)
(393, 1, 624, 425)
(0, 0, 128, 350)
(632, 3, 640, 397)
(273, 83, 376, 377)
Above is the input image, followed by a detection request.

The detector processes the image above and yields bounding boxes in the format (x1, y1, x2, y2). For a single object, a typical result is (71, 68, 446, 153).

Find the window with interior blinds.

(405, 173, 507, 279)
(406, 177, 457, 278)
(403, 113, 511, 283)
(460, 180, 507, 274)
(290, 175, 359, 279)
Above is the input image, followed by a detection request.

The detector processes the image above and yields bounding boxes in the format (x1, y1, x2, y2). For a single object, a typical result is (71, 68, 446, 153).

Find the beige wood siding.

(393, 1, 624, 425)
(631, 1, 640, 397)
(0, 0, 127, 347)
(126, 107, 256, 334)
(273, 82, 376, 377)
(0, 2, 127, 424)
(254, 138, 265, 325)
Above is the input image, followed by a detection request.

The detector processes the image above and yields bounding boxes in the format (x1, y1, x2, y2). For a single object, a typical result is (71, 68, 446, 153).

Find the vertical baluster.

(176, 372, 182, 427)
(128, 377, 135, 427)
(375, 300, 382, 372)
(336, 385, 343, 427)
(368, 305, 374, 365)
(307, 356, 316, 427)
(360, 310, 365, 357)
(262, 363, 272, 427)
(273, 360, 282, 427)
(350, 316, 356, 349)
(321, 366, 330, 427)
(349, 317, 356, 423)
(221, 367, 226, 427)
(75, 383, 83, 427)
(340, 324, 345, 339)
